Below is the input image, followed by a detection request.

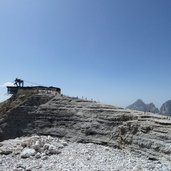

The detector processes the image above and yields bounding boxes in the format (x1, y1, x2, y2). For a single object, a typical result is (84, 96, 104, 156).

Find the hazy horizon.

(0, 0, 171, 108)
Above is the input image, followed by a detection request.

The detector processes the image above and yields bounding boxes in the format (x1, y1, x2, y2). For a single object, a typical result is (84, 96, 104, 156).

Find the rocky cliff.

(0, 91, 171, 162)
(127, 99, 159, 113)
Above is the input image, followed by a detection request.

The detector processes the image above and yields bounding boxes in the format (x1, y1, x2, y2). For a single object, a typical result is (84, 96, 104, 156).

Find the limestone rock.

(60, 140, 68, 146)
(20, 148, 36, 158)
(0, 147, 12, 155)
(35, 152, 41, 159)
(132, 165, 144, 171)
(43, 143, 50, 150)
(48, 145, 61, 155)
(0, 135, 170, 170)
(1, 92, 171, 163)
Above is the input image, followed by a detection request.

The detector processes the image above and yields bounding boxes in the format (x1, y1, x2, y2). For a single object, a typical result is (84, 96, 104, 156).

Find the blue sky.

(0, 0, 171, 107)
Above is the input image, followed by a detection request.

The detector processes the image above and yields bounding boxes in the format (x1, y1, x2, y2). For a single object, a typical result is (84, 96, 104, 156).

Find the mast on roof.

(14, 78, 24, 87)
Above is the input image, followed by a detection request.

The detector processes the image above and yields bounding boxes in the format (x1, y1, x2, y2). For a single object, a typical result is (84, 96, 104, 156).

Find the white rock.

(35, 152, 41, 159)
(105, 147, 110, 151)
(47, 135, 53, 140)
(49, 145, 56, 150)
(15, 162, 26, 169)
(86, 155, 91, 160)
(55, 143, 64, 149)
(45, 149, 50, 155)
(20, 148, 36, 158)
(26, 167, 32, 171)
(41, 152, 46, 156)
(13, 168, 23, 171)
(43, 143, 50, 150)
(0, 147, 12, 155)
(42, 156, 48, 160)
(21, 141, 28, 148)
(49, 145, 61, 155)
(132, 165, 144, 171)
(35, 140, 40, 146)
(13, 146, 23, 155)
(32, 140, 41, 151)
(61, 141, 68, 146)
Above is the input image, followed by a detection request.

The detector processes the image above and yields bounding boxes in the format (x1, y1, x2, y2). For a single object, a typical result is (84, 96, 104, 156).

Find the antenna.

(24, 80, 42, 86)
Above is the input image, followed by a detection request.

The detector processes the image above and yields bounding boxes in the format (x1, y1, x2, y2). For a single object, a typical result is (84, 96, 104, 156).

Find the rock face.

(0, 91, 171, 163)
(160, 100, 171, 116)
(127, 99, 159, 113)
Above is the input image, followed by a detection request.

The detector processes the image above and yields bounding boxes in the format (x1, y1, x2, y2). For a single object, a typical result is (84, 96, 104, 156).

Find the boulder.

(20, 148, 36, 158)
(0, 147, 12, 155)
(48, 145, 61, 155)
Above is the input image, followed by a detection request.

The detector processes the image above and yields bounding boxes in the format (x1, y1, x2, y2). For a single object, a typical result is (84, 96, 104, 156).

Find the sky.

(0, 0, 171, 108)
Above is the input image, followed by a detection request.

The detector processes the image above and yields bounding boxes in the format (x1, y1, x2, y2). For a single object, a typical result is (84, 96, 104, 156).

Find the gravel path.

(0, 136, 171, 171)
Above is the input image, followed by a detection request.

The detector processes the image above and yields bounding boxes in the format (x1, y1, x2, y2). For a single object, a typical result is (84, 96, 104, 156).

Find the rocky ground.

(1, 91, 171, 170)
(0, 135, 170, 171)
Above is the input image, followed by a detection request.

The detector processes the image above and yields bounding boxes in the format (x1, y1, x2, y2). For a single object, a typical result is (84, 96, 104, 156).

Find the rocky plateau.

(0, 90, 171, 170)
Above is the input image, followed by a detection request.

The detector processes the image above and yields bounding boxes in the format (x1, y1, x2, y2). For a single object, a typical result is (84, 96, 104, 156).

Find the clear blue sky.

(0, 0, 171, 108)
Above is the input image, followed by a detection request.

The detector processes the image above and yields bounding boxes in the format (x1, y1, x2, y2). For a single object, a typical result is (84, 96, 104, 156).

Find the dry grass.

(0, 90, 37, 118)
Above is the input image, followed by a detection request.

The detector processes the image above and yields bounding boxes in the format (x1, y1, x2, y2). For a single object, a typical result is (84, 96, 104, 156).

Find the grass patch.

(0, 90, 37, 118)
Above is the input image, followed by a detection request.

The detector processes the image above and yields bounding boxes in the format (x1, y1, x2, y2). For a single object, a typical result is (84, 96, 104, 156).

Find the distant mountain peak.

(127, 99, 159, 113)
(160, 100, 171, 116)
(134, 99, 145, 105)
(136, 99, 144, 102)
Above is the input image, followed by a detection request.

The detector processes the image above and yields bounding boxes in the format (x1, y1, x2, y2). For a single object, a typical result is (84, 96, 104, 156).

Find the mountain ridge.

(126, 99, 159, 113)
(127, 99, 171, 116)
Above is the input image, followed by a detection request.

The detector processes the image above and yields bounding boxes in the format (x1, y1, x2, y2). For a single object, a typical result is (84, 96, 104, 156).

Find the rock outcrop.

(0, 135, 66, 159)
(160, 100, 171, 116)
(127, 99, 159, 113)
(0, 91, 171, 162)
